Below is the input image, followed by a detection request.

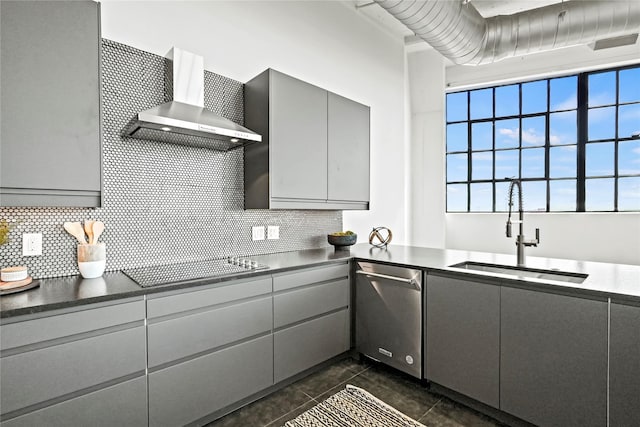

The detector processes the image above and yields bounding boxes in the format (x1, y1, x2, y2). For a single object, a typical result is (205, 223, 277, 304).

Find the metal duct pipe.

(374, 0, 640, 65)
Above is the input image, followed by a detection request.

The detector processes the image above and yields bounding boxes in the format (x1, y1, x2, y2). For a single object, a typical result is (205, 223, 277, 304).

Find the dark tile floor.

(209, 358, 505, 427)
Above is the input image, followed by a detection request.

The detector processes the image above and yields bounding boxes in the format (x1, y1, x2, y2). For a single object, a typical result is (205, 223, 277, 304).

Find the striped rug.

(284, 385, 426, 427)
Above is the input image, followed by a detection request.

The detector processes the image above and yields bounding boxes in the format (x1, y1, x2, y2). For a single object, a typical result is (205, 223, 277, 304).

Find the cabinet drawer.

(274, 279, 349, 328)
(149, 335, 273, 427)
(148, 296, 272, 368)
(1, 299, 144, 350)
(1, 326, 146, 415)
(2, 376, 147, 427)
(147, 276, 271, 319)
(273, 263, 349, 292)
(274, 309, 350, 383)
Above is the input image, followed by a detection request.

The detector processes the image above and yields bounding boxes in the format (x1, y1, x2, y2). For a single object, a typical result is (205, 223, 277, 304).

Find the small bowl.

(328, 234, 357, 249)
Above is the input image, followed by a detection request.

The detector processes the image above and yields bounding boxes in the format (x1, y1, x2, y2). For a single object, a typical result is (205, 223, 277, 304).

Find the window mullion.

(577, 73, 588, 212)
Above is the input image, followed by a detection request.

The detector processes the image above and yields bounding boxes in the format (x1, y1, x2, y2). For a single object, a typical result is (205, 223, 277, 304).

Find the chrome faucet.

(506, 179, 540, 266)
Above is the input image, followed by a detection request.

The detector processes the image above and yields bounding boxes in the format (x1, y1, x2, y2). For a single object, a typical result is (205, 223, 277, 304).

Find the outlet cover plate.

(23, 233, 43, 256)
(252, 226, 265, 241)
(267, 225, 280, 240)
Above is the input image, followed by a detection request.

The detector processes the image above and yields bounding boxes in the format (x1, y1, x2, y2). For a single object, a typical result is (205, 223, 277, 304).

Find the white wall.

(100, 1, 407, 243)
(409, 42, 640, 265)
(406, 49, 446, 248)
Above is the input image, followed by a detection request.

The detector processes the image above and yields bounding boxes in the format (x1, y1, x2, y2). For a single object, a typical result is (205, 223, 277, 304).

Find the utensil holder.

(77, 243, 106, 279)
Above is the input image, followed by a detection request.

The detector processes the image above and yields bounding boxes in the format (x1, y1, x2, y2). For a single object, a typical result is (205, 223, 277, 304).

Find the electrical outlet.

(267, 225, 280, 240)
(23, 233, 43, 256)
(252, 226, 265, 241)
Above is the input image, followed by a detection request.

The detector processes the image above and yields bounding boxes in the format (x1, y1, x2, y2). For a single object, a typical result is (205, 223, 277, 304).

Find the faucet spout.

(506, 179, 540, 266)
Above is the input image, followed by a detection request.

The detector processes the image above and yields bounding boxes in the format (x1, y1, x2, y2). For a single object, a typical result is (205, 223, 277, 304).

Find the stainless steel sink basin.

(449, 261, 588, 284)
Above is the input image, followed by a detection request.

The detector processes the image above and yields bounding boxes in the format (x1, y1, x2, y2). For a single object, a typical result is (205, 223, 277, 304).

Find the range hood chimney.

(124, 48, 261, 151)
(373, 0, 640, 65)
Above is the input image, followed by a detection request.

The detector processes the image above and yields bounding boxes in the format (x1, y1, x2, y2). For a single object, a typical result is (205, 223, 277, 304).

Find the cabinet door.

(1, 1, 101, 207)
(610, 302, 640, 427)
(500, 287, 607, 427)
(274, 309, 350, 383)
(328, 92, 370, 205)
(270, 70, 327, 201)
(425, 274, 500, 408)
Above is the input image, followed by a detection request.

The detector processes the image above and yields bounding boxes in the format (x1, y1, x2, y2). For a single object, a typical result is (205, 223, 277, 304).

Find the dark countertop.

(2, 244, 639, 319)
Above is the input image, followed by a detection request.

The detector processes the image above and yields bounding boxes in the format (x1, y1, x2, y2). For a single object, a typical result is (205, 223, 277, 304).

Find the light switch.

(23, 233, 43, 256)
(252, 226, 265, 241)
(267, 226, 280, 240)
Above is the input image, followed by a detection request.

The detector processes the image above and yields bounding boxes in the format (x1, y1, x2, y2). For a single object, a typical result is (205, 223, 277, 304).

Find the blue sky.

(446, 68, 640, 212)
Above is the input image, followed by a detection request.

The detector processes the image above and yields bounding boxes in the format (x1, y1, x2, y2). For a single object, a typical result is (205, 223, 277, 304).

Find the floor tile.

(265, 400, 318, 427)
(208, 386, 310, 427)
(418, 397, 505, 427)
(290, 358, 364, 400)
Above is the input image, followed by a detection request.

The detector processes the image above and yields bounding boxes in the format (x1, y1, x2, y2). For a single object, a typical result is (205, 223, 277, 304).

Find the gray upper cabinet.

(270, 71, 328, 201)
(609, 301, 640, 427)
(425, 274, 500, 408)
(244, 69, 369, 210)
(328, 93, 370, 204)
(500, 287, 608, 427)
(0, 1, 101, 207)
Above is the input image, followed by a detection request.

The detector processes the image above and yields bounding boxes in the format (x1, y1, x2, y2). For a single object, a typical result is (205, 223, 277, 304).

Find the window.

(446, 64, 640, 212)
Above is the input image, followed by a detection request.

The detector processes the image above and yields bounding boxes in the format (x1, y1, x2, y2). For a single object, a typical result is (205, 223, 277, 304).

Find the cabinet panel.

(146, 276, 271, 319)
(1, 299, 144, 350)
(0, 0, 101, 206)
(425, 274, 500, 408)
(500, 287, 607, 427)
(274, 279, 349, 328)
(1, 326, 146, 415)
(610, 302, 640, 427)
(270, 70, 327, 201)
(273, 263, 349, 292)
(2, 376, 147, 427)
(328, 92, 370, 204)
(274, 309, 350, 383)
(148, 335, 273, 427)
(148, 296, 272, 368)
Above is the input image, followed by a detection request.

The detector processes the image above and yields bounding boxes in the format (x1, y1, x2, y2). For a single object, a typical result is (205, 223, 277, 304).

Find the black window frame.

(445, 63, 640, 213)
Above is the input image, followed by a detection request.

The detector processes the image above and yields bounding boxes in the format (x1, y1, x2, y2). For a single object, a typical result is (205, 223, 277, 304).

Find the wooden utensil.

(0, 276, 33, 290)
(92, 221, 105, 243)
(63, 222, 87, 243)
(84, 220, 95, 244)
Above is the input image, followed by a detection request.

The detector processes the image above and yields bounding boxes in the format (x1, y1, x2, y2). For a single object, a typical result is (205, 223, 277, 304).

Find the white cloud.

(522, 128, 545, 145)
(552, 94, 577, 111)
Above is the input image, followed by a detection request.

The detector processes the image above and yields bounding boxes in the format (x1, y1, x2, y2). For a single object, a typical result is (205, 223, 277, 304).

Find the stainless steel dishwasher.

(355, 261, 423, 378)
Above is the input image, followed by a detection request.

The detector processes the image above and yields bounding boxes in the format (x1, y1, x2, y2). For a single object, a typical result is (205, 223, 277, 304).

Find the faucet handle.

(506, 220, 512, 238)
(535, 228, 540, 243)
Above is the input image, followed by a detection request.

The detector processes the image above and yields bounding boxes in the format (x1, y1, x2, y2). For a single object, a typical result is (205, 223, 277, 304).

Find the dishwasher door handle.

(356, 270, 420, 289)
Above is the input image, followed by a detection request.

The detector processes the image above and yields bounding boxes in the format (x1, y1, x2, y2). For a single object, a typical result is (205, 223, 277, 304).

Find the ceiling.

(354, 0, 566, 38)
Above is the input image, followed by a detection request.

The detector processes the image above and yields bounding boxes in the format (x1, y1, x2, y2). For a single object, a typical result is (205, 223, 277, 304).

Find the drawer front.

(274, 309, 350, 383)
(273, 263, 349, 292)
(1, 326, 146, 415)
(148, 296, 272, 368)
(1, 299, 144, 350)
(274, 279, 349, 328)
(2, 376, 147, 427)
(149, 335, 273, 427)
(147, 277, 272, 319)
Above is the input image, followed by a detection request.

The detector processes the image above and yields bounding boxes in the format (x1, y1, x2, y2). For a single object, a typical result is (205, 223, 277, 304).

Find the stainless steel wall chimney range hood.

(124, 47, 261, 151)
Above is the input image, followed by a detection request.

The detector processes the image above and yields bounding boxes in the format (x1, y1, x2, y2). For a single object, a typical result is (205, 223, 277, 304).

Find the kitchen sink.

(449, 261, 588, 284)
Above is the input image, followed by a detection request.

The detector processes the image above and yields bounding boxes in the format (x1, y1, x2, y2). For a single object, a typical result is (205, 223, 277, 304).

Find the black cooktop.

(123, 258, 269, 288)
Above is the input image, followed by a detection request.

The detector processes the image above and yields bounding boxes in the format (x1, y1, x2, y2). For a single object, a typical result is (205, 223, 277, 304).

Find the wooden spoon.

(92, 221, 105, 243)
(64, 222, 87, 244)
(84, 220, 95, 244)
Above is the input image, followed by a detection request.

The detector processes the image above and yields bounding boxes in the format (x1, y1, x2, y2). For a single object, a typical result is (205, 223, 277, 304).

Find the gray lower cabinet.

(609, 301, 640, 427)
(425, 274, 500, 408)
(273, 263, 351, 382)
(244, 69, 369, 210)
(146, 276, 274, 426)
(500, 287, 608, 427)
(0, 1, 101, 207)
(0, 298, 147, 426)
